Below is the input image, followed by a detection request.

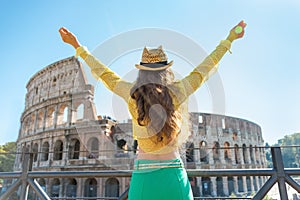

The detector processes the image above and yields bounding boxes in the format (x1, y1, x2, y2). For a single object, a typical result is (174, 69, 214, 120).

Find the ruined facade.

(14, 57, 267, 198)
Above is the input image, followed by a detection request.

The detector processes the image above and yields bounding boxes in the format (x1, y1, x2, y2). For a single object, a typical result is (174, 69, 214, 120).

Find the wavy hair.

(130, 69, 182, 143)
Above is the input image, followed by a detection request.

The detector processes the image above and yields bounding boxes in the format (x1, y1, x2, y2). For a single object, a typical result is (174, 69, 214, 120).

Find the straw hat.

(135, 45, 173, 71)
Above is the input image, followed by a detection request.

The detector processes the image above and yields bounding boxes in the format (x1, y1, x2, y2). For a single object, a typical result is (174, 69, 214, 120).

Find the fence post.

(252, 147, 288, 200)
(19, 146, 33, 200)
(271, 147, 288, 200)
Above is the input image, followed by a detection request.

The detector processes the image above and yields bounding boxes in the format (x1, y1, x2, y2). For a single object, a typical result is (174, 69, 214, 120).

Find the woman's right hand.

(59, 27, 81, 49)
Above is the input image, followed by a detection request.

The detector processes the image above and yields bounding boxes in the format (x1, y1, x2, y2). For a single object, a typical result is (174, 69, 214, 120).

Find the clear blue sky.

(1, 0, 299, 145)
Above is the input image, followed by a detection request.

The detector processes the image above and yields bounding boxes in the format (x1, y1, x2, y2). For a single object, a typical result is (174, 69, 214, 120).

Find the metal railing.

(0, 147, 300, 200)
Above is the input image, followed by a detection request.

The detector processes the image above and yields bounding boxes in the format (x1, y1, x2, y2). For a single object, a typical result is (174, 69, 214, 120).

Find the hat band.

(140, 61, 168, 68)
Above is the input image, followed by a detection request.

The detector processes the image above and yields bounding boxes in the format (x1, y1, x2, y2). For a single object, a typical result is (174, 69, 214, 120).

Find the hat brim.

(135, 60, 173, 71)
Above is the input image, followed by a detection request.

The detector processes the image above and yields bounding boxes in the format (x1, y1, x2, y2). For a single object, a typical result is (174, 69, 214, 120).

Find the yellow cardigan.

(75, 40, 231, 154)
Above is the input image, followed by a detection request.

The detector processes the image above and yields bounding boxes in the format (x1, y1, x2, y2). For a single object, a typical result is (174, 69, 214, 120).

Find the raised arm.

(59, 27, 132, 101)
(171, 21, 247, 106)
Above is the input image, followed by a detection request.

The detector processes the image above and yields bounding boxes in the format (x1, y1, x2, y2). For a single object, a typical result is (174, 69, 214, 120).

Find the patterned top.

(75, 40, 231, 154)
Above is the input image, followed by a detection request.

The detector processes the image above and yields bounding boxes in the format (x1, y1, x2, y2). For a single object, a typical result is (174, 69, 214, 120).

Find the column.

(64, 135, 70, 166)
(250, 176, 254, 193)
(208, 142, 214, 165)
(258, 148, 262, 166)
(223, 177, 229, 196)
(98, 178, 101, 197)
(233, 176, 238, 194)
(59, 178, 64, 197)
(67, 102, 72, 126)
(211, 177, 217, 197)
(239, 147, 244, 166)
(194, 142, 200, 164)
(77, 178, 83, 197)
(48, 136, 54, 167)
(252, 147, 257, 165)
(53, 104, 59, 128)
(219, 148, 225, 165)
(46, 178, 51, 197)
(246, 146, 252, 166)
(37, 138, 43, 166)
(199, 178, 203, 196)
(242, 176, 247, 193)
(43, 107, 47, 130)
(33, 110, 38, 133)
(256, 176, 260, 191)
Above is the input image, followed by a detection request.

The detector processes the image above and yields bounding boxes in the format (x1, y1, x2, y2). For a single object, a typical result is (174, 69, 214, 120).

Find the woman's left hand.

(227, 20, 247, 42)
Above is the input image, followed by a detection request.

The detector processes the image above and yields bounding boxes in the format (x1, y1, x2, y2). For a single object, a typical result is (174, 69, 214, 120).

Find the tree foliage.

(269, 133, 300, 168)
(0, 142, 16, 172)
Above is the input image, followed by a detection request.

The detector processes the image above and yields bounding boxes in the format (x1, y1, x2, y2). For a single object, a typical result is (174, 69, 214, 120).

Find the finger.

(59, 28, 67, 35)
(59, 27, 69, 34)
(238, 20, 247, 28)
(241, 23, 247, 28)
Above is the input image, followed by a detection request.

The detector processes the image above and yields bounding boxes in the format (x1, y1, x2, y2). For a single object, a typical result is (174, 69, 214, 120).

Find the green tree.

(265, 142, 273, 168)
(0, 142, 16, 172)
(274, 133, 300, 168)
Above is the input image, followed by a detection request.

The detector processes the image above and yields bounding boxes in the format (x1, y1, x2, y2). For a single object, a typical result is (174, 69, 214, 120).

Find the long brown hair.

(130, 69, 182, 143)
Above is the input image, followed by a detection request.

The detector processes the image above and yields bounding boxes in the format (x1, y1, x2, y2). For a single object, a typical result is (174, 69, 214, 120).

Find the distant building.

(14, 57, 267, 198)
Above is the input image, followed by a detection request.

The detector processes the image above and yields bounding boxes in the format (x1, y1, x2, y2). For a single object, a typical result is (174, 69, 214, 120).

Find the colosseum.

(13, 56, 267, 199)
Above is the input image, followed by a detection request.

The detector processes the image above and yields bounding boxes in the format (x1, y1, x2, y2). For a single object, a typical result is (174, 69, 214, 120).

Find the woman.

(59, 21, 246, 199)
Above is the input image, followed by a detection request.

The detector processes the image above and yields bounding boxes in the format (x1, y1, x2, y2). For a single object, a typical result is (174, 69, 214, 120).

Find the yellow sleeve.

(75, 46, 133, 102)
(171, 40, 232, 107)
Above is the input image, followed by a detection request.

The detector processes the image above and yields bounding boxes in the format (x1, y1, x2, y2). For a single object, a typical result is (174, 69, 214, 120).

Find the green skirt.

(128, 159, 193, 200)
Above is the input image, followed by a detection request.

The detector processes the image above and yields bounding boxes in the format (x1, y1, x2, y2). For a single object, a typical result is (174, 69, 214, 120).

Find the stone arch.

(116, 139, 129, 157)
(37, 110, 44, 129)
(117, 139, 127, 151)
(232, 132, 238, 141)
(105, 178, 119, 198)
(45, 107, 55, 128)
(105, 125, 116, 142)
(32, 143, 39, 162)
(199, 141, 208, 163)
(255, 145, 260, 164)
(53, 140, 63, 160)
(249, 145, 254, 164)
(57, 104, 69, 125)
(234, 144, 240, 164)
(259, 147, 263, 165)
(227, 177, 234, 196)
(224, 141, 231, 163)
(246, 176, 251, 193)
(66, 178, 77, 198)
(76, 103, 84, 121)
(87, 137, 99, 158)
(23, 117, 30, 136)
(51, 178, 60, 197)
(38, 178, 46, 192)
(69, 138, 80, 159)
(41, 141, 49, 161)
(186, 142, 194, 162)
(238, 176, 244, 193)
(242, 144, 248, 164)
(213, 141, 220, 162)
(29, 113, 36, 133)
(216, 177, 224, 196)
(84, 178, 97, 198)
(202, 177, 211, 196)
(258, 176, 262, 188)
(253, 176, 258, 191)
(189, 177, 200, 197)
(52, 76, 57, 87)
